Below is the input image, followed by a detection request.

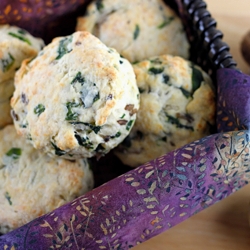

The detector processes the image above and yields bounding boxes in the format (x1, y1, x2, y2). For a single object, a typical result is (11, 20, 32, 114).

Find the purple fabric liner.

(0, 0, 92, 43)
(217, 68, 250, 132)
(1, 128, 250, 249)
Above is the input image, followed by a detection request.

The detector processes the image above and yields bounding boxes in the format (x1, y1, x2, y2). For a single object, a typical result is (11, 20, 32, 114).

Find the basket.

(1, 0, 248, 249)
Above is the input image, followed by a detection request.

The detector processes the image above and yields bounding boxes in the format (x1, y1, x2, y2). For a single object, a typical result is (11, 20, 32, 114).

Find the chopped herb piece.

(119, 60, 123, 64)
(148, 67, 164, 75)
(27, 134, 32, 141)
(74, 133, 94, 149)
(126, 120, 134, 131)
(132, 61, 139, 64)
(8, 32, 31, 45)
(120, 114, 126, 119)
(56, 36, 73, 60)
(150, 58, 162, 64)
(90, 124, 101, 134)
(51, 142, 66, 156)
(70, 122, 101, 134)
(115, 131, 121, 137)
(138, 87, 145, 93)
(110, 131, 121, 139)
(166, 114, 194, 131)
(5, 192, 12, 205)
(191, 65, 204, 93)
(71, 72, 85, 85)
(157, 16, 174, 29)
(180, 87, 191, 98)
(20, 122, 28, 128)
(96, 0, 104, 11)
(1, 53, 15, 72)
(66, 102, 80, 121)
(17, 29, 26, 35)
(34, 104, 45, 116)
(6, 148, 22, 159)
(133, 24, 140, 40)
(162, 74, 170, 84)
(93, 92, 100, 103)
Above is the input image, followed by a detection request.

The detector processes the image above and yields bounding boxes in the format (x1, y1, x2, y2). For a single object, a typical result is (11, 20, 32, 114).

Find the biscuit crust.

(0, 125, 94, 234)
(115, 55, 215, 167)
(76, 0, 190, 62)
(11, 31, 139, 159)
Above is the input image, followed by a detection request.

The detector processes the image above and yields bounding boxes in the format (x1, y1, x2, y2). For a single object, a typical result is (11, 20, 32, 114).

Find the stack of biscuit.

(0, 0, 216, 234)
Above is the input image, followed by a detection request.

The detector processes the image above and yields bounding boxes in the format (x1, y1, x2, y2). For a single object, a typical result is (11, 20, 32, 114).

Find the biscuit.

(114, 55, 215, 167)
(0, 25, 44, 128)
(11, 31, 139, 159)
(0, 25, 44, 82)
(76, 0, 190, 62)
(0, 125, 94, 234)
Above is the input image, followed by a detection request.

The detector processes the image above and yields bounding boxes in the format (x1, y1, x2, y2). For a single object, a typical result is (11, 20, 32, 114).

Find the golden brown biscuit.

(115, 55, 215, 167)
(76, 0, 190, 62)
(0, 125, 94, 234)
(11, 31, 139, 159)
(0, 25, 44, 128)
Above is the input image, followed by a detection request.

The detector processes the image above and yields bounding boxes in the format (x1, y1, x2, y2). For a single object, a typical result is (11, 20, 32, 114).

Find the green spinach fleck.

(6, 148, 22, 159)
(74, 133, 94, 149)
(93, 92, 100, 103)
(96, 0, 104, 11)
(51, 142, 66, 156)
(34, 104, 45, 116)
(8, 32, 31, 45)
(18, 29, 27, 35)
(66, 102, 80, 121)
(166, 114, 194, 131)
(191, 65, 204, 93)
(1, 53, 15, 72)
(5, 192, 12, 205)
(133, 24, 140, 40)
(126, 120, 134, 131)
(56, 36, 73, 60)
(110, 131, 121, 139)
(71, 72, 85, 85)
(70, 122, 101, 134)
(157, 16, 174, 29)
(180, 87, 191, 98)
(162, 74, 170, 84)
(138, 87, 145, 93)
(149, 67, 164, 75)
(150, 58, 162, 64)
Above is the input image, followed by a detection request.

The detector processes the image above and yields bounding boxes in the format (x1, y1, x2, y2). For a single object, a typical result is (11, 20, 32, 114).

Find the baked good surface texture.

(115, 55, 216, 167)
(0, 25, 44, 128)
(76, 0, 190, 62)
(11, 31, 139, 159)
(0, 125, 94, 234)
